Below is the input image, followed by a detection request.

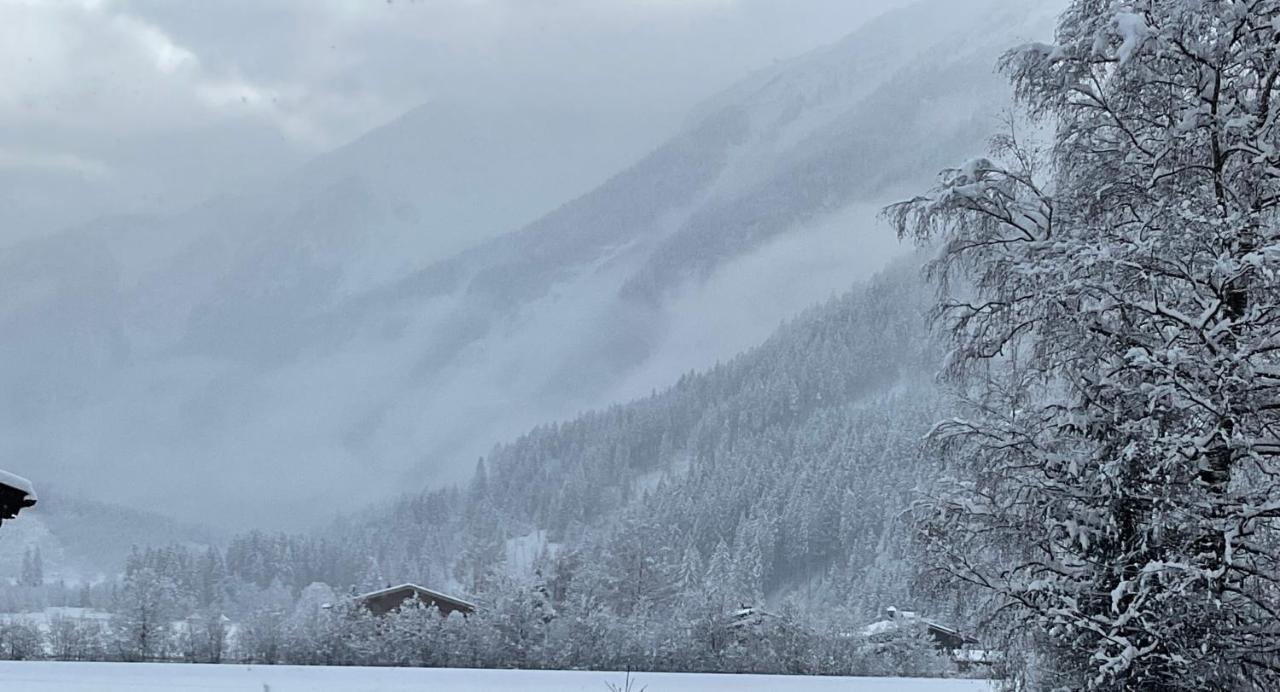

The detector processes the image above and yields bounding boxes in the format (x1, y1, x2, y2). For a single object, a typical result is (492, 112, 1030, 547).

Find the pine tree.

(704, 539, 738, 612)
(889, 2, 1280, 688)
(359, 556, 386, 593)
(31, 547, 43, 587)
(19, 549, 32, 587)
(19, 547, 44, 587)
(676, 544, 705, 599)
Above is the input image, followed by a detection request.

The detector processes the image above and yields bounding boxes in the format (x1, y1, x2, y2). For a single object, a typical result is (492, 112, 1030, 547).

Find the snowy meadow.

(0, 663, 996, 692)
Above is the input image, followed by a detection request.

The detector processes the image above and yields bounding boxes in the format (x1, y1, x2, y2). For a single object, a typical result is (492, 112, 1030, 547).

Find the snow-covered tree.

(889, 2, 1280, 688)
(480, 574, 558, 669)
(675, 544, 705, 600)
(235, 607, 285, 664)
(276, 582, 337, 664)
(358, 556, 387, 593)
(381, 597, 449, 667)
(113, 564, 180, 661)
(179, 611, 228, 664)
(0, 620, 44, 661)
(20, 547, 43, 587)
(47, 616, 107, 662)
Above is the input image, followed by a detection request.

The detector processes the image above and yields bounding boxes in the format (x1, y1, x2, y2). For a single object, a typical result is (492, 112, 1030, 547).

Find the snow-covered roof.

(726, 606, 783, 629)
(862, 619, 900, 637)
(354, 583, 477, 612)
(862, 608, 969, 642)
(0, 469, 36, 501)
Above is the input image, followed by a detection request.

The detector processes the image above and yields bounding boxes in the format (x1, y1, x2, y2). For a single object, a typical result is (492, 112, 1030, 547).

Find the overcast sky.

(0, 0, 912, 243)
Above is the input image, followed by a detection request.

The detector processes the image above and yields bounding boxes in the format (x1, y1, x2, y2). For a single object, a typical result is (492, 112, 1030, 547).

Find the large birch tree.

(889, 1, 1280, 689)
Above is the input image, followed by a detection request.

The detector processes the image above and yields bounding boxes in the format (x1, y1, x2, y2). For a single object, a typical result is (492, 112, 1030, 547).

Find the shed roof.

(0, 469, 37, 522)
(0, 470, 36, 501)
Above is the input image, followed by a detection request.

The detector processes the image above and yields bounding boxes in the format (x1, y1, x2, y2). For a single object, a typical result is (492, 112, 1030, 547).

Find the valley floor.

(0, 662, 997, 691)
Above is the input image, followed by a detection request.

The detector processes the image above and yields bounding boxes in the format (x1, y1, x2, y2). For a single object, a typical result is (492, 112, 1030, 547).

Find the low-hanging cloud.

(1, 0, 915, 242)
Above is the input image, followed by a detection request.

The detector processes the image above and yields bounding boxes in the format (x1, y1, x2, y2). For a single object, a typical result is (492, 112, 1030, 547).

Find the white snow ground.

(0, 662, 997, 691)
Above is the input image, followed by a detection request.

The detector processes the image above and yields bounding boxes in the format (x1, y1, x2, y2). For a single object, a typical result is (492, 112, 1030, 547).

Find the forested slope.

(0, 256, 968, 676)
(228, 259, 954, 627)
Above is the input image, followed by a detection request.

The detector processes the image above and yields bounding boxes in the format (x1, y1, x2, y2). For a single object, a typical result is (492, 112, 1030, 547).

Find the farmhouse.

(725, 606, 784, 632)
(0, 469, 37, 526)
(353, 583, 477, 618)
(863, 606, 978, 652)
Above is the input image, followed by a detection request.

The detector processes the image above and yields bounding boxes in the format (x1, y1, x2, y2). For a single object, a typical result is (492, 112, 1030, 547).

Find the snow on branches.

(888, 1, 1280, 689)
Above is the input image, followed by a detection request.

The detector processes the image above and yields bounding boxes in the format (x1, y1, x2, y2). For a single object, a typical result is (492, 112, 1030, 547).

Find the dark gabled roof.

(926, 620, 961, 637)
(0, 470, 37, 522)
(353, 583, 477, 612)
(863, 609, 980, 647)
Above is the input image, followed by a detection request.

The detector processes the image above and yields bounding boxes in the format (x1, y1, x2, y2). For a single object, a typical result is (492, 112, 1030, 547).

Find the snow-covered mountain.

(178, 255, 944, 626)
(1, 0, 1058, 528)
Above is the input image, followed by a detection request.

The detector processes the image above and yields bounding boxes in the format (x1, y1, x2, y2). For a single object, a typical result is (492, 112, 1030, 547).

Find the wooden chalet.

(353, 583, 477, 618)
(725, 606, 784, 632)
(0, 469, 37, 527)
(864, 606, 978, 652)
(920, 618, 973, 652)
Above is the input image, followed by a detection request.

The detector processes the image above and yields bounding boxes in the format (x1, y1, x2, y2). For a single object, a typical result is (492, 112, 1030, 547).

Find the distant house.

(725, 606, 783, 632)
(352, 584, 477, 618)
(863, 606, 978, 652)
(723, 605, 812, 649)
(0, 470, 37, 526)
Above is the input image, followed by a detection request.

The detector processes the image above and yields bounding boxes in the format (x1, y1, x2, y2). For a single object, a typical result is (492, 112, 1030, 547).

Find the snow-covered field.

(0, 662, 997, 691)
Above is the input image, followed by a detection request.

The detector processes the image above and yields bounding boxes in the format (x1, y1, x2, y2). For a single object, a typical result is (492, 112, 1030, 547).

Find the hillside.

(0, 0, 1057, 528)
(215, 258, 951, 628)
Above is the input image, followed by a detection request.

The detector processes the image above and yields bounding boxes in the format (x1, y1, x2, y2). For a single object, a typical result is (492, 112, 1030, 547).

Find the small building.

(863, 606, 978, 652)
(0, 469, 37, 527)
(725, 605, 783, 632)
(353, 583, 477, 618)
(724, 605, 812, 649)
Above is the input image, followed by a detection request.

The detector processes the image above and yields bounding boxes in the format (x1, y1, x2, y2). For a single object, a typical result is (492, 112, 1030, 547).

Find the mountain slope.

(0, 0, 1058, 527)
(223, 257, 946, 624)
